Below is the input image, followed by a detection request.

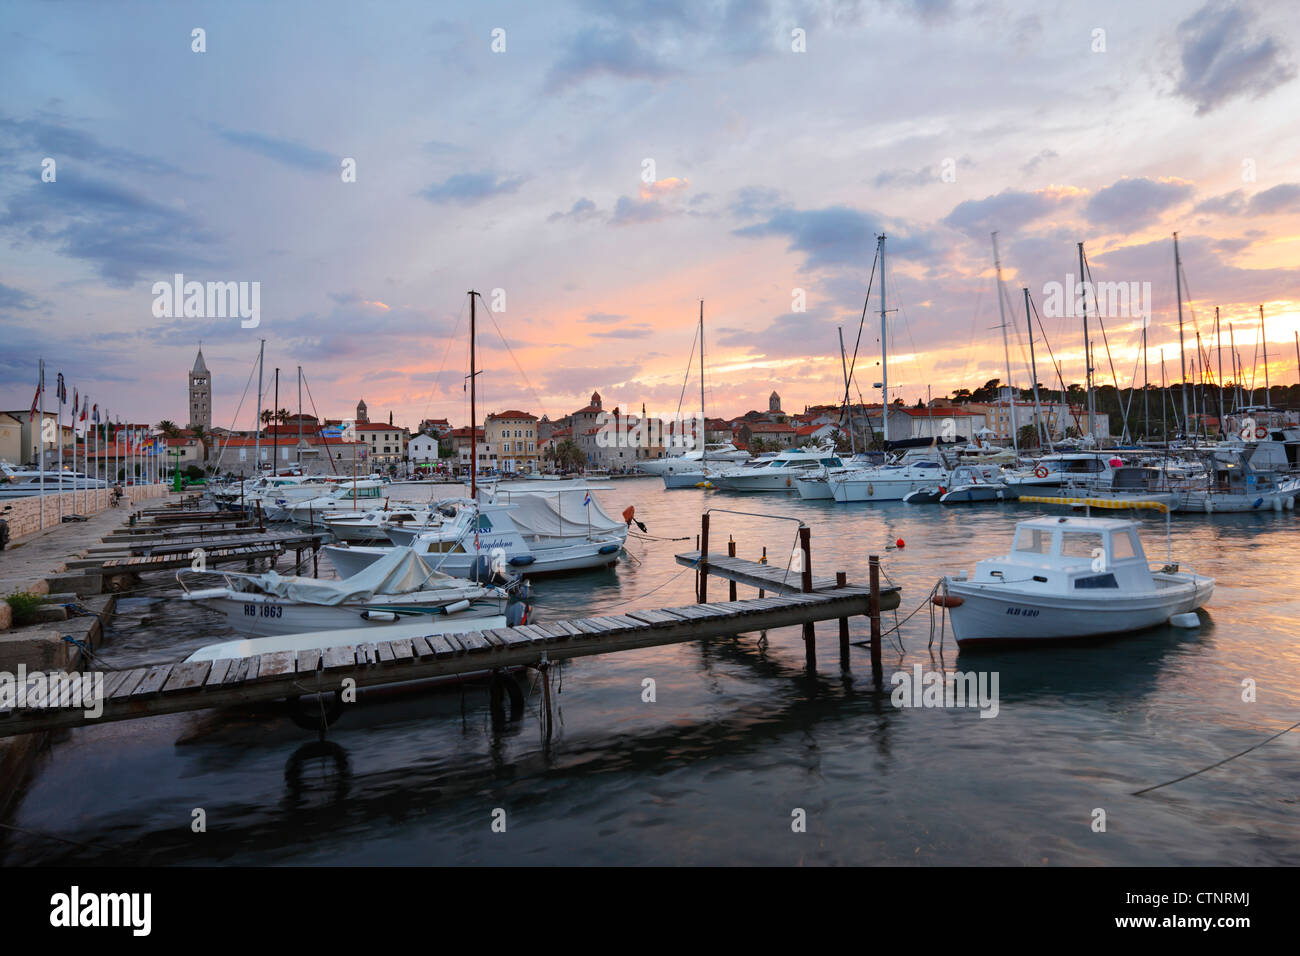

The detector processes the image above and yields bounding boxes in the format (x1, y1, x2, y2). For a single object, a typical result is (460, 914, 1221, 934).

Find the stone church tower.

(356, 398, 368, 423)
(188, 346, 211, 430)
(769, 390, 781, 412)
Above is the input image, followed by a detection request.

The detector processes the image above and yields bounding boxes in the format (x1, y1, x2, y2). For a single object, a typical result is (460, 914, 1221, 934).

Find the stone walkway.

(0, 495, 181, 595)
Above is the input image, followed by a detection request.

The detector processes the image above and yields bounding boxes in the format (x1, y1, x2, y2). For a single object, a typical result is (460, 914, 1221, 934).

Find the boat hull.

(325, 540, 620, 579)
(188, 593, 504, 637)
(943, 574, 1213, 645)
(831, 476, 936, 502)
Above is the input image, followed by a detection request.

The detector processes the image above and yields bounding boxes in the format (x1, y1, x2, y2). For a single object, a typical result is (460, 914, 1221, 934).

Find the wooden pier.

(0, 588, 884, 739)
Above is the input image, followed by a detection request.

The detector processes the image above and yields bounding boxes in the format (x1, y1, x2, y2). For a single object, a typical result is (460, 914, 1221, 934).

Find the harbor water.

(4, 477, 1298, 865)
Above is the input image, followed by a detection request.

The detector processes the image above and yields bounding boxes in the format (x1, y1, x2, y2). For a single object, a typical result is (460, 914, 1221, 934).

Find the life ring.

(1034, 466, 1049, 478)
(1255, 426, 1267, 439)
(932, 594, 964, 608)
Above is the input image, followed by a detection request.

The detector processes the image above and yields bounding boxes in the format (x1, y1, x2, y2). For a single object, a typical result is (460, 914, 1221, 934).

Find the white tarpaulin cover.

(231, 546, 472, 605)
(489, 489, 625, 537)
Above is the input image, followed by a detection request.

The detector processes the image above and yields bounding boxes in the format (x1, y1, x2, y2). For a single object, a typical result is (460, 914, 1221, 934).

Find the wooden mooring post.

(698, 513, 710, 603)
(836, 571, 850, 669)
(727, 538, 737, 602)
(799, 525, 814, 669)
(868, 554, 882, 674)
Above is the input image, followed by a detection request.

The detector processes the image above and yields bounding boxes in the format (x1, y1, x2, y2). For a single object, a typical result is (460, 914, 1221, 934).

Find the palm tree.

(156, 419, 180, 437)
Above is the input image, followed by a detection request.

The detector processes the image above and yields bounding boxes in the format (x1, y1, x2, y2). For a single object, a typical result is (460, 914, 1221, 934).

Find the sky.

(1, 0, 1298, 433)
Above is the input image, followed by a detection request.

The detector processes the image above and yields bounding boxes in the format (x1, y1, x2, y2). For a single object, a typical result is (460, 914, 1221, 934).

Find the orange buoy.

(932, 594, 964, 608)
(895, 537, 905, 549)
(622, 505, 635, 525)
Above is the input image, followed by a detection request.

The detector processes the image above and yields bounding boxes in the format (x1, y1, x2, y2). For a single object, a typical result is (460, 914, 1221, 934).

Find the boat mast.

(272, 367, 279, 475)
(1260, 304, 1270, 410)
(469, 290, 477, 500)
(1173, 233, 1188, 438)
(699, 299, 706, 470)
(297, 365, 302, 471)
(879, 234, 889, 445)
(1023, 286, 1051, 452)
(1078, 242, 1094, 442)
(839, 327, 856, 454)
(254, 338, 264, 478)
(1214, 308, 1224, 437)
(1229, 322, 1239, 412)
(1160, 349, 1168, 450)
(992, 233, 1018, 456)
(1142, 322, 1149, 442)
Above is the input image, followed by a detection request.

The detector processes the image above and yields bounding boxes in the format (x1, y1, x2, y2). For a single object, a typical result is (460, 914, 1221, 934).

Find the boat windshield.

(1060, 531, 1104, 559)
(1013, 528, 1052, 554)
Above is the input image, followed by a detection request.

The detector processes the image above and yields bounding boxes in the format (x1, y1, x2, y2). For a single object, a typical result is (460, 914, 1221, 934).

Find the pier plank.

(456, 632, 492, 653)
(409, 636, 436, 658)
(321, 646, 355, 671)
(390, 639, 415, 661)
(256, 651, 297, 680)
(130, 665, 173, 697)
(108, 668, 150, 700)
(429, 635, 460, 658)
(297, 649, 323, 673)
(376, 642, 396, 664)
(626, 609, 679, 627)
(161, 661, 211, 694)
(203, 659, 234, 687)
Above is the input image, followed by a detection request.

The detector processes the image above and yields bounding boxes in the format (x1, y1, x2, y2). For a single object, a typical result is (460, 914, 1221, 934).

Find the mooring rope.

(1132, 718, 1300, 795)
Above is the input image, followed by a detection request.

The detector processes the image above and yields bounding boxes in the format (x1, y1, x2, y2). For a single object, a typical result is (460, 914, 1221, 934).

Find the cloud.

(1019, 149, 1059, 176)
(0, 112, 184, 177)
(1083, 177, 1194, 230)
(736, 204, 935, 270)
(0, 173, 220, 286)
(0, 281, 40, 313)
(1246, 182, 1300, 215)
(211, 126, 336, 171)
(871, 165, 937, 189)
(609, 178, 690, 226)
(420, 171, 526, 205)
(545, 27, 676, 92)
(942, 187, 1077, 239)
(589, 322, 653, 339)
(1173, 0, 1296, 115)
(541, 363, 641, 394)
(580, 312, 629, 323)
(548, 197, 599, 223)
(729, 186, 783, 220)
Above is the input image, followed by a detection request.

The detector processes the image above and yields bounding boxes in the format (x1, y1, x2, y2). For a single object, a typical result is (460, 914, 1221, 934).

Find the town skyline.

(2, 1, 1298, 429)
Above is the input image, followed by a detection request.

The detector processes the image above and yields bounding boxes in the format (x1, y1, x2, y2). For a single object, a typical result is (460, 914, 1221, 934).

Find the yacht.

(639, 443, 751, 478)
(828, 450, 949, 502)
(709, 446, 846, 492)
(0, 463, 108, 499)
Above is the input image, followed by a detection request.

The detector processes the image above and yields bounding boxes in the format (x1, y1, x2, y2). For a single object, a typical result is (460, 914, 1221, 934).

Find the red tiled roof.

(487, 410, 538, 421)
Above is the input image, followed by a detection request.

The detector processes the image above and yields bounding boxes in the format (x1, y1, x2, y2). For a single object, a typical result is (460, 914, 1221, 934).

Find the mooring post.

(728, 537, 737, 601)
(800, 525, 815, 668)
(869, 555, 882, 674)
(699, 513, 710, 603)
(836, 570, 850, 669)
(540, 661, 553, 744)
(758, 545, 766, 599)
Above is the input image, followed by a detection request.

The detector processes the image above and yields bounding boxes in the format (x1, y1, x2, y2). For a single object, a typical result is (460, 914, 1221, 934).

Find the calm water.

(5, 477, 1299, 866)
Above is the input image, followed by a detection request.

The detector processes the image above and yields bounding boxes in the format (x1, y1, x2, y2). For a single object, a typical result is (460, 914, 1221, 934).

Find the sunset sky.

(2, 0, 1298, 432)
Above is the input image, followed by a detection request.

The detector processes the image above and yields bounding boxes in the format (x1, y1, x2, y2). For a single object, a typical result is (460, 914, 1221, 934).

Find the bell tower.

(188, 345, 211, 430)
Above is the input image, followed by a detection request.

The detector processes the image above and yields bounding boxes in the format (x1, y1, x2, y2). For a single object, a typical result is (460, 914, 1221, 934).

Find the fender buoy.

(1034, 466, 1049, 478)
(932, 594, 964, 608)
(1256, 426, 1267, 439)
(622, 505, 635, 525)
(786, 477, 792, 487)
(937, 486, 947, 495)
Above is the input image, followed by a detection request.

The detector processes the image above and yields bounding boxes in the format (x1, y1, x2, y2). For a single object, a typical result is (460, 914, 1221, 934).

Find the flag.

(29, 380, 39, 421)
(72, 389, 78, 416)
(583, 492, 591, 507)
(92, 404, 100, 424)
(56, 373, 66, 405)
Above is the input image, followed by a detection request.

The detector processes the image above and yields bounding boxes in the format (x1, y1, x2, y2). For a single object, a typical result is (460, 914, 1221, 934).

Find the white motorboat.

(640, 443, 751, 478)
(0, 463, 108, 499)
(177, 546, 520, 636)
(938, 512, 1213, 646)
(326, 501, 624, 579)
(1002, 452, 1123, 496)
(323, 503, 443, 542)
(710, 445, 846, 492)
(285, 480, 387, 527)
(829, 452, 948, 502)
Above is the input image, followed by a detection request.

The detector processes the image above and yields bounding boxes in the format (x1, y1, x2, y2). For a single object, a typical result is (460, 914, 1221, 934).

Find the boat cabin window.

(1013, 528, 1052, 554)
(1111, 531, 1137, 561)
(476, 514, 493, 532)
(1060, 532, 1104, 560)
(819, 457, 844, 467)
(1074, 573, 1118, 589)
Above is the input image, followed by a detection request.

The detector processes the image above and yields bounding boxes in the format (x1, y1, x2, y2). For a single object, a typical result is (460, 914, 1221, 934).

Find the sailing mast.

(699, 300, 706, 472)
(839, 327, 856, 454)
(1214, 308, 1224, 437)
(1023, 287, 1050, 452)
(297, 366, 303, 472)
(992, 233, 1018, 455)
(1260, 304, 1270, 410)
(469, 290, 478, 500)
(254, 338, 264, 477)
(878, 234, 889, 445)
(1078, 242, 1094, 442)
(272, 367, 279, 475)
(1142, 322, 1149, 442)
(1173, 233, 1188, 438)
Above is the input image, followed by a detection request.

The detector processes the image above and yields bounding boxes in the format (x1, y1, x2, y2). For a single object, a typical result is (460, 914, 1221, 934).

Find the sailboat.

(662, 301, 727, 489)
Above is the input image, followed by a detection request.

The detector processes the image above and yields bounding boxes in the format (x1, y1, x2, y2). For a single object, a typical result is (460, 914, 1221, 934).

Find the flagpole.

(93, 404, 99, 509)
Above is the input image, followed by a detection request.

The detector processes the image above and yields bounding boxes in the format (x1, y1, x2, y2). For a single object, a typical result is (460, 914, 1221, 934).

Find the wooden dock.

(0, 589, 879, 739)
